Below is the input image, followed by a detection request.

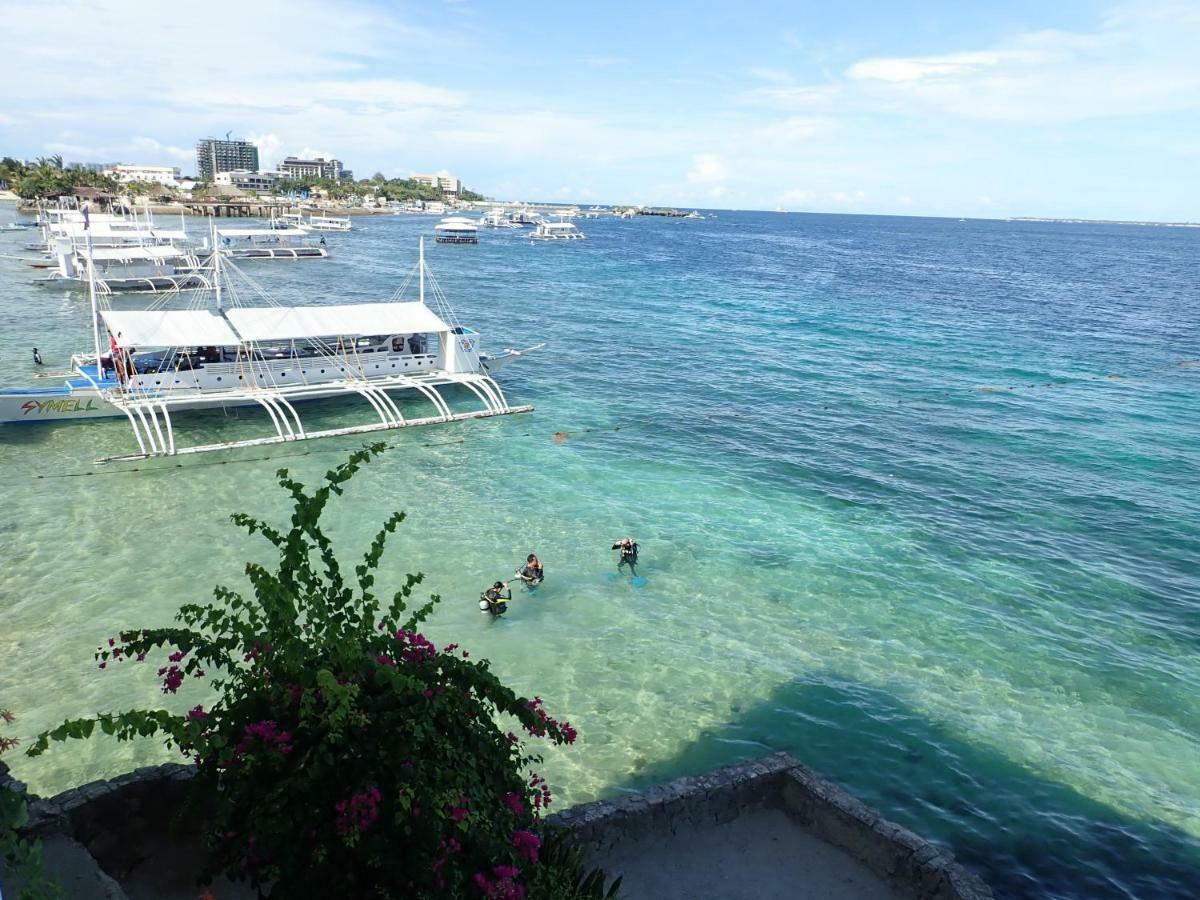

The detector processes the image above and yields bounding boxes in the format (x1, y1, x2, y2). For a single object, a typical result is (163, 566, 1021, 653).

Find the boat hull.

(0, 388, 117, 422)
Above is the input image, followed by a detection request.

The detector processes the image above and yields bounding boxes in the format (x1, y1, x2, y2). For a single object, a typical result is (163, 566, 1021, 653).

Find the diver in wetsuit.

(611, 537, 639, 571)
(515, 553, 544, 586)
(479, 581, 512, 616)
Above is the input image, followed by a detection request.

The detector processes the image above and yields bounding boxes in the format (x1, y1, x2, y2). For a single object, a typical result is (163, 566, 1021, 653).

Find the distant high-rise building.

(196, 137, 260, 181)
(278, 156, 346, 180)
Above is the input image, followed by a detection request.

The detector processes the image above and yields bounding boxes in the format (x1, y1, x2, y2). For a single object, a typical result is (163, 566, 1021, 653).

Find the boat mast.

(211, 216, 223, 310)
(419, 236, 425, 305)
(84, 217, 103, 376)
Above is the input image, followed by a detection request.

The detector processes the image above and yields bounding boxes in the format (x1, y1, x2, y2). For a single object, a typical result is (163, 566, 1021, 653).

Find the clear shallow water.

(1, 205, 1198, 898)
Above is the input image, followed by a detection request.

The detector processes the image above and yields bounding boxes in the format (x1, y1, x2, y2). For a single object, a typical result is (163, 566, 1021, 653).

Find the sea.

(0, 206, 1197, 899)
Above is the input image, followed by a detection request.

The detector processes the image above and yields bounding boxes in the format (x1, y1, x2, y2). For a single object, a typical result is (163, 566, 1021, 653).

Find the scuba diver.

(612, 537, 639, 571)
(515, 553, 544, 586)
(479, 581, 512, 617)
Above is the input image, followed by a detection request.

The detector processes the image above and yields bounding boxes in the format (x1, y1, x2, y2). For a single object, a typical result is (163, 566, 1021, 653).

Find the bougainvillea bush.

(2, 709, 57, 900)
(29, 445, 601, 899)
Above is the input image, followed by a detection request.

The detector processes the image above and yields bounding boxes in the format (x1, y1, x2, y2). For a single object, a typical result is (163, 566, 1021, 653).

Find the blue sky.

(2, 0, 1198, 219)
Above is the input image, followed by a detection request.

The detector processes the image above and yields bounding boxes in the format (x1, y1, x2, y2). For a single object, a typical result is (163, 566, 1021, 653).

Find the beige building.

(410, 173, 462, 197)
(102, 164, 181, 187)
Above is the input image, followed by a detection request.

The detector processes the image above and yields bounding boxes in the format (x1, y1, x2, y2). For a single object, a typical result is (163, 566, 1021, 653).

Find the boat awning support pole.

(84, 227, 103, 374)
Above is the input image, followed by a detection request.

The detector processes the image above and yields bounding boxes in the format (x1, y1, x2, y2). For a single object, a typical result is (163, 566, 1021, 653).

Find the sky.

(1, 0, 1198, 219)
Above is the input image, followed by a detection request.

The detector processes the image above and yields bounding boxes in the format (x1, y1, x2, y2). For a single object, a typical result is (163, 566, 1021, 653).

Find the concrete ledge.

(8, 754, 992, 899)
(546, 753, 993, 900)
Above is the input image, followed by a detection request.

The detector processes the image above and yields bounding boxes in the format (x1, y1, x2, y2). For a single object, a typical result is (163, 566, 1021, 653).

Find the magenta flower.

(512, 830, 541, 862)
(502, 792, 525, 816)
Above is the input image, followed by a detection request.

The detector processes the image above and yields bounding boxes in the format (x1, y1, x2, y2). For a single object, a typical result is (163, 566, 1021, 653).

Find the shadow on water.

(613, 677, 1200, 900)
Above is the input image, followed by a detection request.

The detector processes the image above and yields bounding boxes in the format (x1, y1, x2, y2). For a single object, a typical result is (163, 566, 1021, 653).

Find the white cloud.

(754, 117, 831, 143)
(248, 133, 283, 166)
(686, 153, 726, 184)
(839, 6, 1200, 123)
(780, 188, 812, 205)
(298, 147, 336, 161)
(131, 136, 192, 162)
(742, 85, 838, 110)
(847, 50, 1039, 84)
(747, 66, 793, 84)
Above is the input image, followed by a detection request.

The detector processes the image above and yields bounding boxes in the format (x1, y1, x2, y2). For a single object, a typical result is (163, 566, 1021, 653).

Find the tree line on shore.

(1, 157, 486, 204)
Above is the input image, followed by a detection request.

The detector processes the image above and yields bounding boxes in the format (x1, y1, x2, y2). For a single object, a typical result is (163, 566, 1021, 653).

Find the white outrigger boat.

(528, 218, 585, 240)
(0, 237, 538, 462)
(306, 214, 352, 232)
(216, 226, 329, 259)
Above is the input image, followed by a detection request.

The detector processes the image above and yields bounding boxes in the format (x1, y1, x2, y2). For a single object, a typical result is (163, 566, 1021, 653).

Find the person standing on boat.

(479, 581, 512, 617)
(515, 554, 544, 586)
(612, 537, 639, 570)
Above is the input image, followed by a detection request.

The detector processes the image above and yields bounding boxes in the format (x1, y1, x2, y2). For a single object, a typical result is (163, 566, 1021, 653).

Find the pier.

(182, 199, 296, 218)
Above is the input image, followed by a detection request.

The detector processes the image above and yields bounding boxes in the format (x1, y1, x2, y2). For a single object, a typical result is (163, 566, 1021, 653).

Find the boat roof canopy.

(101, 303, 451, 348)
(83, 245, 189, 261)
(225, 302, 450, 342)
(217, 227, 310, 237)
(56, 224, 188, 240)
(102, 309, 241, 348)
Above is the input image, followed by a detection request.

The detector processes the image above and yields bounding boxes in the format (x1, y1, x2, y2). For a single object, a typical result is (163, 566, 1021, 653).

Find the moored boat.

(0, 238, 538, 462)
(528, 219, 585, 240)
(434, 217, 479, 244)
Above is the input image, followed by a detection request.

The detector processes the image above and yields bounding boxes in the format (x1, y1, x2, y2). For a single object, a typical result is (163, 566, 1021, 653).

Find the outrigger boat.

(0, 237, 539, 462)
(215, 226, 329, 259)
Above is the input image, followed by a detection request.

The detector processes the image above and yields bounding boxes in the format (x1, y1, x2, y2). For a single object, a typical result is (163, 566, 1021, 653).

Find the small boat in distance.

(434, 217, 479, 244)
(480, 208, 519, 228)
(529, 219, 585, 240)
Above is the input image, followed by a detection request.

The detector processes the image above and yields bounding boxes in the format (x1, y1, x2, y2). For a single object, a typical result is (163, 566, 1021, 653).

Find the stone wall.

(546, 752, 993, 900)
(4, 754, 992, 899)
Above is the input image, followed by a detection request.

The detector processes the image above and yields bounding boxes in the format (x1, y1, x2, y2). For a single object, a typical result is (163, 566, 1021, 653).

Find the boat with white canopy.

(434, 217, 479, 244)
(479, 207, 519, 229)
(528, 219, 585, 240)
(37, 244, 209, 295)
(216, 226, 329, 259)
(28, 207, 204, 293)
(0, 237, 538, 462)
(306, 213, 352, 232)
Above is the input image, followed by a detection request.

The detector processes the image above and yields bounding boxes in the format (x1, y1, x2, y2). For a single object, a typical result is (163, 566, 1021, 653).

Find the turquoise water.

(1, 206, 1197, 898)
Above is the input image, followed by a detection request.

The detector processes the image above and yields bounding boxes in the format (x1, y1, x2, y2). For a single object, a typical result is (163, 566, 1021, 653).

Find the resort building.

(196, 137, 260, 181)
(411, 173, 462, 197)
(214, 169, 279, 193)
(101, 164, 181, 187)
(278, 156, 349, 181)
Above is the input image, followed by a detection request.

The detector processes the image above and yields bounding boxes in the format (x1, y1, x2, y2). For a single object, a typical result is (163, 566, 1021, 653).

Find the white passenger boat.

(29, 208, 204, 293)
(306, 214, 352, 232)
(528, 219, 585, 240)
(37, 244, 209, 295)
(216, 226, 329, 259)
(0, 239, 538, 462)
(479, 208, 519, 229)
(434, 217, 479, 244)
